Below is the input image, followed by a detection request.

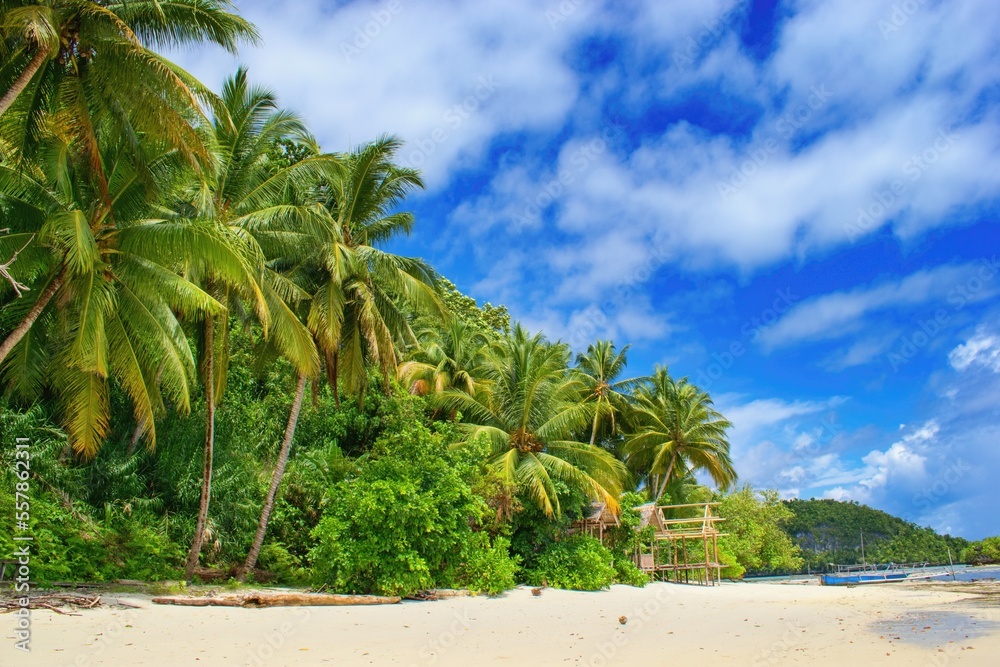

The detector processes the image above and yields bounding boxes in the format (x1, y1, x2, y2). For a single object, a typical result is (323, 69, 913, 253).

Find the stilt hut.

(570, 502, 620, 542)
(633, 502, 726, 586)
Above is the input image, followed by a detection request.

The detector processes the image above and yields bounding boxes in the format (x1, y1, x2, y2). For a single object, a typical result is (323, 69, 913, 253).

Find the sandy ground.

(3, 580, 998, 666)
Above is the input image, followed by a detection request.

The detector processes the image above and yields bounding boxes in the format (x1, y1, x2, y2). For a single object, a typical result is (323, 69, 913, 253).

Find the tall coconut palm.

(181, 69, 329, 580)
(0, 0, 256, 149)
(0, 126, 248, 457)
(437, 325, 627, 517)
(398, 318, 489, 398)
(302, 135, 442, 405)
(623, 367, 735, 502)
(0, 0, 257, 367)
(573, 339, 645, 446)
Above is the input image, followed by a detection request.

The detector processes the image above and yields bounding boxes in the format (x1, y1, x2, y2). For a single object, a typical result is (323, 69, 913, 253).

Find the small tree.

(716, 486, 804, 576)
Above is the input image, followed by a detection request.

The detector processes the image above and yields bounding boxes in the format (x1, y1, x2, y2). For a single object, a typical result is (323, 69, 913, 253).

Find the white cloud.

(758, 262, 999, 349)
(820, 333, 900, 371)
(949, 328, 1000, 373)
(170, 0, 592, 188)
(721, 396, 841, 435)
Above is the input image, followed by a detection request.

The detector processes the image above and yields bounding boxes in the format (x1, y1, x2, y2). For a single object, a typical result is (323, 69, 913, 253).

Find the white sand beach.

(3, 580, 998, 666)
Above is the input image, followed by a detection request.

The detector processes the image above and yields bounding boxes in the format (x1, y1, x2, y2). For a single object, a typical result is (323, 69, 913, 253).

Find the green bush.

(962, 536, 1000, 565)
(604, 492, 651, 587)
(717, 486, 803, 576)
(613, 558, 649, 587)
(529, 535, 616, 591)
(308, 417, 488, 596)
(458, 534, 519, 596)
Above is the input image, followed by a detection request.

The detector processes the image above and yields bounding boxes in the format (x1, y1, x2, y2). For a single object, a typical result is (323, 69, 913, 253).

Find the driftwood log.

(0, 593, 101, 614)
(152, 592, 401, 608)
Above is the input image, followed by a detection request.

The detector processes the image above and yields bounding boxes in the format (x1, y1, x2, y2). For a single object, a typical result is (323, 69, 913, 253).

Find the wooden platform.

(634, 502, 726, 586)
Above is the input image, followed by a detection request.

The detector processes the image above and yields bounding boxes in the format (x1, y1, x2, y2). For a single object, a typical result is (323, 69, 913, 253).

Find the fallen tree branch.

(0, 593, 102, 613)
(152, 592, 401, 608)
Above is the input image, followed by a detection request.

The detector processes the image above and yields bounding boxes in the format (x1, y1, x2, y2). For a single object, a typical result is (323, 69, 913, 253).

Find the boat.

(817, 531, 956, 585)
(819, 562, 924, 586)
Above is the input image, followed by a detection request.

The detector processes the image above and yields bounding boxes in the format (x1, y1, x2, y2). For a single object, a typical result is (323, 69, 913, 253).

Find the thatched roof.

(634, 502, 666, 531)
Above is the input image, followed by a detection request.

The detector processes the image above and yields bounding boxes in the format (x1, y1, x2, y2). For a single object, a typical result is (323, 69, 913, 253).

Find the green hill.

(782, 499, 970, 572)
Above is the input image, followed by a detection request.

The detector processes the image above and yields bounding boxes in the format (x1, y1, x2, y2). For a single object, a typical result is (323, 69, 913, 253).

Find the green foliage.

(458, 534, 519, 596)
(961, 537, 1000, 565)
(613, 558, 650, 587)
(0, 405, 183, 583)
(717, 486, 804, 576)
(308, 416, 488, 596)
(436, 278, 510, 338)
(783, 498, 969, 570)
(508, 481, 588, 572)
(604, 491, 651, 587)
(528, 534, 616, 591)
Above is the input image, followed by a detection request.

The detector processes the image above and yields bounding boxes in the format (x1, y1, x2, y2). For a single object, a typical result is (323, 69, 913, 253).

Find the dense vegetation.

(3, 1, 982, 598)
(783, 499, 971, 571)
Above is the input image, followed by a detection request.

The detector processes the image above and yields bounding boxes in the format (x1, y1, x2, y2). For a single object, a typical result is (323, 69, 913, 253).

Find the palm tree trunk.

(237, 373, 307, 582)
(328, 349, 340, 408)
(653, 451, 679, 503)
(0, 46, 49, 118)
(186, 316, 216, 581)
(589, 409, 600, 446)
(0, 268, 64, 365)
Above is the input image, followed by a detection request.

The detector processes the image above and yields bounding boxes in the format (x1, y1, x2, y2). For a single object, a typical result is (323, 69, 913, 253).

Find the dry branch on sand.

(0, 593, 102, 615)
(152, 592, 401, 608)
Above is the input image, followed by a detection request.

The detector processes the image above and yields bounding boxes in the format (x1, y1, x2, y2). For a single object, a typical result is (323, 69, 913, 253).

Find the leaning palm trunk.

(186, 317, 216, 581)
(0, 268, 64, 365)
(653, 451, 679, 503)
(237, 373, 308, 581)
(0, 46, 50, 118)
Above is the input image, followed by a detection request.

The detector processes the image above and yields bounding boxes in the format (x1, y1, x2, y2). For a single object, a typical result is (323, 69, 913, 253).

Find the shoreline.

(3, 579, 999, 666)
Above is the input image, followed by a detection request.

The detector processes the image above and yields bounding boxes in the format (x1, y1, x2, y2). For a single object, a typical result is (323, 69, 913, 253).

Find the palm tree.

(0, 0, 257, 367)
(0, 0, 255, 133)
(623, 367, 736, 503)
(398, 318, 489, 398)
(0, 126, 243, 457)
(180, 69, 329, 580)
(437, 325, 627, 517)
(302, 135, 442, 405)
(573, 340, 645, 446)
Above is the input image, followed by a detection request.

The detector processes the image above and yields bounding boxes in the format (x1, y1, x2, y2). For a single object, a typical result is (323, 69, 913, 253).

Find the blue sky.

(174, 0, 1000, 540)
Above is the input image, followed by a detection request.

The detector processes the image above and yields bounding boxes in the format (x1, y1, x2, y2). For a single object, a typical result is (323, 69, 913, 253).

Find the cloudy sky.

(174, 0, 999, 539)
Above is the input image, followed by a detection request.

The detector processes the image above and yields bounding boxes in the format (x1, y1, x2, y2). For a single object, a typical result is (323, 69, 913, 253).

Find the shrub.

(458, 534, 519, 596)
(308, 419, 488, 596)
(529, 535, 616, 591)
(604, 491, 652, 587)
(613, 558, 649, 587)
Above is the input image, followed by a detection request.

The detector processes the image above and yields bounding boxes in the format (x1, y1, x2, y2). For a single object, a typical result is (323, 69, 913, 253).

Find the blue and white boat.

(819, 563, 914, 586)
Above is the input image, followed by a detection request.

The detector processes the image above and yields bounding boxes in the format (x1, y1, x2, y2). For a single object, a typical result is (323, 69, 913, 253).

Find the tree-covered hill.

(782, 499, 970, 571)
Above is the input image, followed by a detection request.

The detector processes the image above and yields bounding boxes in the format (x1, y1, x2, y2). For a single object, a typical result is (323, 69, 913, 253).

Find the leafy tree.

(528, 534, 616, 591)
(439, 325, 626, 517)
(716, 486, 804, 576)
(435, 277, 509, 338)
(961, 537, 1000, 565)
(308, 407, 507, 596)
(623, 367, 735, 501)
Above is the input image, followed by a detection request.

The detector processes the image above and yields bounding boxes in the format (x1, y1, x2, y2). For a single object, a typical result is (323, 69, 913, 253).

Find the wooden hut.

(633, 502, 726, 586)
(570, 502, 620, 542)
